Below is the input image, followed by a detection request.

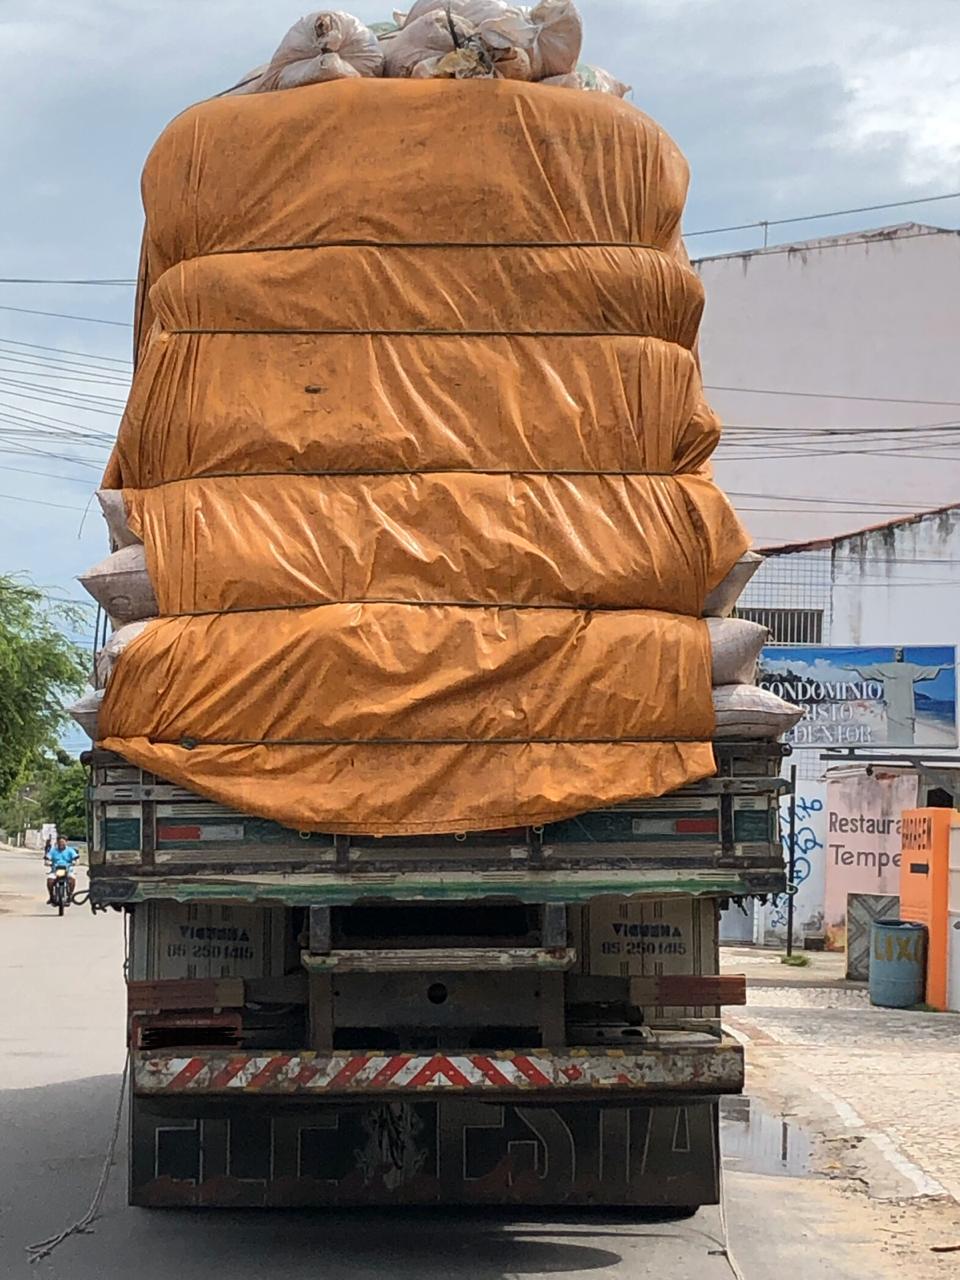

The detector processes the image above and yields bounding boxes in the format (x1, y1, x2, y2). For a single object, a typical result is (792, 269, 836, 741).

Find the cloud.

(2, 0, 960, 606)
(839, 44, 960, 184)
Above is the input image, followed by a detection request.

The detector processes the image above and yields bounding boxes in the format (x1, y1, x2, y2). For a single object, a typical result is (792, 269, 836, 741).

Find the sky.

(2, 0, 960, 749)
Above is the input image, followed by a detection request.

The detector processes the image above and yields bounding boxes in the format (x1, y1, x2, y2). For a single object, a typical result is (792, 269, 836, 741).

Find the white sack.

(707, 617, 769, 687)
(712, 684, 803, 740)
(526, 0, 581, 77)
(96, 489, 141, 549)
(95, 621, 152, 688)
(398, 1, 580, 78)
(703, 551, 763, 618)
(542, 64, 630, 96)
(402, 0, 521, 27)
(68, 689, 103, 741)
(78, 545, 159, 625)
(383, 10, 476, 77)
(273, 52, 362, 88)
(256, 11, 384, 92)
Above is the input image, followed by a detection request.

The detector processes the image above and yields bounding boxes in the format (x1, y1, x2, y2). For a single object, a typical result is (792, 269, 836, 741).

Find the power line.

(0, 387, 124, 417)
(741, 575, 960, 586)
(0, 417, 116, 446)
(695, 227, 960, 261)
(4, 187, 960, 281)
(707, 385, 960, 407)
(0, 337, 132, 365)
(722, 426, 960, 436)
(0, 445, 105, 472)
(726, 490, 950, 511)
(0, 347, 132, 375)
(0, 491, 86, 512)
(685, 189, 960, 239)
(0, 399, 118, 436)
(0, 304, 132, 327)
(0, 463, 95, 485)
(0, 277, 135, 286)
(0, 359, 131, 388)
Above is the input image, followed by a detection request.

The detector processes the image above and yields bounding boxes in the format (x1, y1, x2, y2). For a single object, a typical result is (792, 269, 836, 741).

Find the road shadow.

(0, 1074, 733, 1279)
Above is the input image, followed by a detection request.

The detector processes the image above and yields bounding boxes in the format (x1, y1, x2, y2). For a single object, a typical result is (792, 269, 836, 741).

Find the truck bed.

(84, 742, 789, 906)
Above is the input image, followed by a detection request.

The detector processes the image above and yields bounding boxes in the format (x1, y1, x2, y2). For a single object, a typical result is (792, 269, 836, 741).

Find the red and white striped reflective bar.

(134, 1045, 742, 1095)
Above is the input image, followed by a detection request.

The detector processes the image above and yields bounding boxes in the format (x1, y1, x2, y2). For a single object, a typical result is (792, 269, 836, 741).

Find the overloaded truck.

(76, 4, 799, 1211)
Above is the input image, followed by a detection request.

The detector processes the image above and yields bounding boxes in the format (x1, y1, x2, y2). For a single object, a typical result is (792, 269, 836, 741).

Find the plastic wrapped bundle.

(95, 620, 152, 687)
(68, 689, 104, 740)
(96, 489, 141, 549)
(243, 11, 384, 93)
(712, 685, 803, 740)
(703, 551, 763, 617)
(707, 617, 768, 686)
(382, 10, 477, 77)
(397, 0, 581, 79)
(543, 64, 631, 97)
(78, 546, 158, 625)
(98, 80, 752, 834)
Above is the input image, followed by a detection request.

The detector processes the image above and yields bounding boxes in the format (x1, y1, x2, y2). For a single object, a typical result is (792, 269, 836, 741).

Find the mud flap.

(130, 1095, 719, 1208)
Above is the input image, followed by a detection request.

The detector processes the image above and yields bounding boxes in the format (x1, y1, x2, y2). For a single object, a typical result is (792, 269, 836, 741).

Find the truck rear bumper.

(130, 1093, 724, 1208)
(133, 1036, 743, 1099)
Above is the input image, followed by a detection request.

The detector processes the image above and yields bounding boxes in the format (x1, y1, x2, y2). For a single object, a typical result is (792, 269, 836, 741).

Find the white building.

(694, 223, 960, 549)
(721, 505, 960, 946)
(739, 501, 960, 657)
(696, 220, 960, 946)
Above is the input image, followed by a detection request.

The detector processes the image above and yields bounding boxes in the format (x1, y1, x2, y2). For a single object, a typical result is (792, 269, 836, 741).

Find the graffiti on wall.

(757, 782, 827, 946)
(770, 794, 825, 933)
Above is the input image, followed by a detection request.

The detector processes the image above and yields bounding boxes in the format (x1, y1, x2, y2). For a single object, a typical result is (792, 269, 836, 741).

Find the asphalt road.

(0, 847, 905, 1280)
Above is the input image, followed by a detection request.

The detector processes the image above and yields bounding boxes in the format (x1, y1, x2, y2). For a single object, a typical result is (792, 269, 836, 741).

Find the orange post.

(900, 809, 958, 1011)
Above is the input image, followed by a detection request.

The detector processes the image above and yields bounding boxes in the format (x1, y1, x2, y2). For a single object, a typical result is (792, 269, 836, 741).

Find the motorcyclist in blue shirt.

(45, 836, 79, 905)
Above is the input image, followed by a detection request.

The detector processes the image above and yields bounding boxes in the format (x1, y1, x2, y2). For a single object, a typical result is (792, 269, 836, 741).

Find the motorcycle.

(50, 866, 74, 916)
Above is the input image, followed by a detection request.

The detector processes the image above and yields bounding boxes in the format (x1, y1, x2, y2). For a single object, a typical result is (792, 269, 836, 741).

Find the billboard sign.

(758, 645, 957, 749)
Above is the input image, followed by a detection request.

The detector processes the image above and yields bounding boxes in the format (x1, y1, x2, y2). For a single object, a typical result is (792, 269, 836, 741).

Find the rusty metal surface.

(127, 978, 245, 1012)
(90, 867, 786, 907)
(130, 1095, 721, 1208)
(89, 743, 788, 906)
(300, 946, 576, 972)
(133, 1039, 743, 1097)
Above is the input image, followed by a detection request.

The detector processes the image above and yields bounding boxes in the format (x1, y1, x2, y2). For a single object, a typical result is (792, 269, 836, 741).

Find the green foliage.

(0, 575, 89, 812)
(780, 952, 811, 967)
(39, 759, 88, 839)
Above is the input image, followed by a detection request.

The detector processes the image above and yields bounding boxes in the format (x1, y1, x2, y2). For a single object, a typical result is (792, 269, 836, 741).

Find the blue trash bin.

(869, 920, 927, 1008)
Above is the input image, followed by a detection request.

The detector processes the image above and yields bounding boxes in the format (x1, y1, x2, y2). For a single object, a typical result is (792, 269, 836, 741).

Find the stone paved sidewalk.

(722, 970, 960, 1202)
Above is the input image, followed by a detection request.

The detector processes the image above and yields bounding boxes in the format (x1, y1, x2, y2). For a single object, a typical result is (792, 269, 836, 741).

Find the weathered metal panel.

(91, 867, 785, 908)
(300, 946, 574, 972)
(128, 978, 245, 1011)
(130, 1095, 720, 1208)
(328, 972, 547, 1030)
(846, 892, 900, 980)
(133, 1041, 743, 1097)
(88, 744, 788, 900)
(129, 902, 289, 982)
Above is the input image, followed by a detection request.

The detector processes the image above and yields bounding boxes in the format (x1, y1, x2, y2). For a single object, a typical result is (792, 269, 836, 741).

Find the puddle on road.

(721, 1095, 812, 1177)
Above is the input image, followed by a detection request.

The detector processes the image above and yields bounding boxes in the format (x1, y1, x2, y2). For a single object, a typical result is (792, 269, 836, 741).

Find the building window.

(735, 607, 824, 644)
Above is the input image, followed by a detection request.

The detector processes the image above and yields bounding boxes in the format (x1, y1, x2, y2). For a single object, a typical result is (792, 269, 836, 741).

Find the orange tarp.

(100, 78, 748, 834)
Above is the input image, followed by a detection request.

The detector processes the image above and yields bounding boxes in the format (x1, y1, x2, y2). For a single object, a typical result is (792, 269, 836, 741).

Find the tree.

(39, 759, 88, 839)
(0, 575, 89, 812)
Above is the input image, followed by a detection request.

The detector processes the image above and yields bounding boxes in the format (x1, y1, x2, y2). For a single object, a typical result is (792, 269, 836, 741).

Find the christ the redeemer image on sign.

(843, 648, 953, 746)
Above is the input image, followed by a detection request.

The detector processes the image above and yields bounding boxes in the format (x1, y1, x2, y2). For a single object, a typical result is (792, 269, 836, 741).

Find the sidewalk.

(722, 943, 855, 987)
(723, 948, 960, 1204)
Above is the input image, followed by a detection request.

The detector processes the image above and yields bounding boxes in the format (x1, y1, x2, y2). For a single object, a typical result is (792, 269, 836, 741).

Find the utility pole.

(785, 764, 797, 957)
